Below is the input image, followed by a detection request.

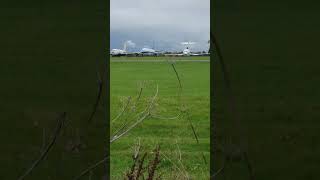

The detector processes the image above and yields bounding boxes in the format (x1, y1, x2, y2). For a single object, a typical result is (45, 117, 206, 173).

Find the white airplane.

(139, 47, 163, 56)
(165, 41, 200, 56)
(181, 42, 194, 55)
(141, 47, 156, 53)
(110, 42, 128, 56)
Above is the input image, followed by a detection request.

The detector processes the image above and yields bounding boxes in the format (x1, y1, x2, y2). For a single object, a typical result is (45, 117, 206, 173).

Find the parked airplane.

(110, 41, 129, 56)
(140, 47, 162, 56)
(111, 41, 161, 56)
(141, 47, 156, 53)
(165, 41, 201, 56)
(111, 40, 209, 57)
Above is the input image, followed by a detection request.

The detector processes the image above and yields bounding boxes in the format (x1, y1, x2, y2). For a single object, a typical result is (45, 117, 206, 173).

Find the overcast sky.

(110, 0, 210, 52)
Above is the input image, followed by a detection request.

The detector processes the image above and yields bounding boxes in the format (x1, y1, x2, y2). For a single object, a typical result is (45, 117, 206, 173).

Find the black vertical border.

(210, 0, 215, 178)
(106, 0, 111, 178)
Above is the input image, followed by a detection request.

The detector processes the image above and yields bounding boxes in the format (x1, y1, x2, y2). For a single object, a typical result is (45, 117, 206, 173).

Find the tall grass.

(111, 60, 209, 179)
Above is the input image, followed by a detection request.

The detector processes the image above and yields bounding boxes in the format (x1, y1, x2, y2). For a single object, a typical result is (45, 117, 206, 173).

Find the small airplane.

(165, 41, 202, 56)
(111, 41, 162, 56)
(139, 47, 162, 56)
(110, 41, 129, 56)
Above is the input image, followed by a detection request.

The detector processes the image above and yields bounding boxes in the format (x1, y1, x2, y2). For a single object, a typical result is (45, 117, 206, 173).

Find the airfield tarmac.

(110, 55, 210, 63)
(110, 59, 210, 62)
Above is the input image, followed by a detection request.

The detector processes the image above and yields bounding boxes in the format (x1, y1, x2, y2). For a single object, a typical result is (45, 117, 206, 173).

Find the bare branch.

(111, 96, 132, 124)
(18, 112, 67, 180)
(110, 85, 158, 143)
(73, 156, 109, 180)
(87, 67, 104, 124)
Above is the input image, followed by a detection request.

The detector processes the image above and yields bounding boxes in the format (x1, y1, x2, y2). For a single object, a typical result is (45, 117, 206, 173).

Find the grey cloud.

(111, 0, 210, 51)
(125, 40, 136, 48)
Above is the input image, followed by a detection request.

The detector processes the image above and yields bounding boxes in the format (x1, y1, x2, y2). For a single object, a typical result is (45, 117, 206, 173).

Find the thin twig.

(73, 156, 109, 180)
(211, 32, 255, 180)
(18, 112, 67, 180)
(110, 85, 158, 143)
(160, 152, 189, 179)
(175, 140, 189, 179)
(150, 113, 181, 120)
(87, 68, 104, 124)
(171, 63, 182, 90)
(111, 96, 132, 123)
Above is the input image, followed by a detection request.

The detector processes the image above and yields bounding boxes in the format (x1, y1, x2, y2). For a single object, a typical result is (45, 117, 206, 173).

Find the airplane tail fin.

(123, 42, 127, 51)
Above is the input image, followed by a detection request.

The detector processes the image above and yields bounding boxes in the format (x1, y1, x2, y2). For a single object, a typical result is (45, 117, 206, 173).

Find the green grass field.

(110, 56, 210, 179)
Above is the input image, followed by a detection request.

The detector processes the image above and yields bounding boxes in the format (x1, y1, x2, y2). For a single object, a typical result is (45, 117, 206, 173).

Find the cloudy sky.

(110, 0, 210, 52)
